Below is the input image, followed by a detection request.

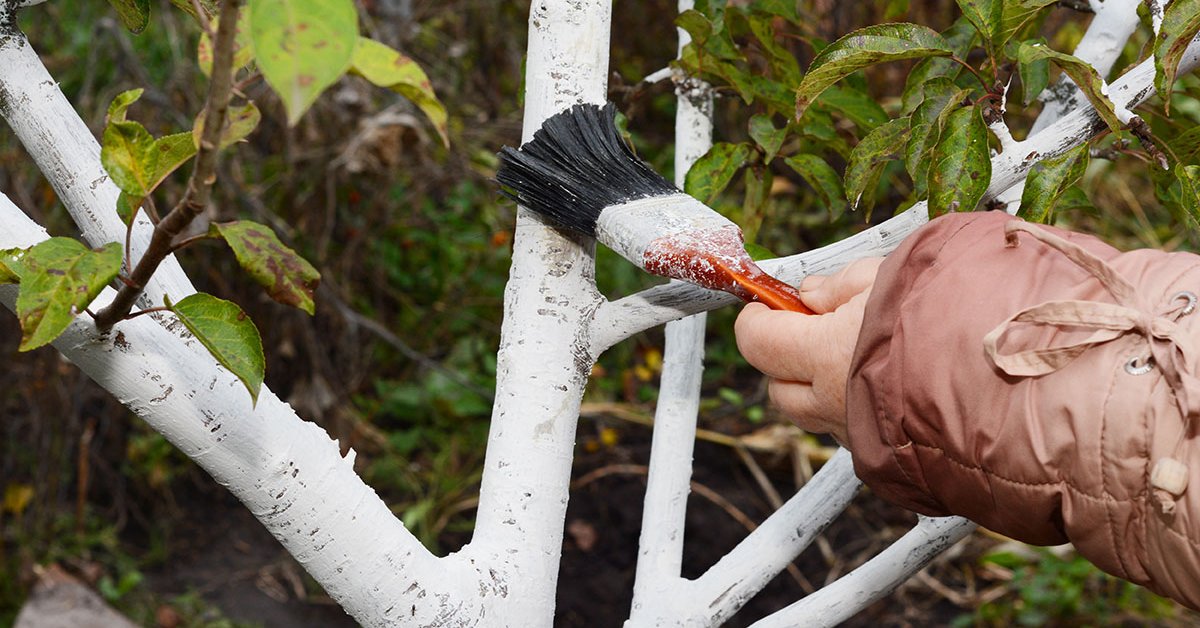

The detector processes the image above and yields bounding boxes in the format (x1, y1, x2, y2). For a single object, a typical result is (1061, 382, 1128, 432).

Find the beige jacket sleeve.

(847, 211, 1200, 609)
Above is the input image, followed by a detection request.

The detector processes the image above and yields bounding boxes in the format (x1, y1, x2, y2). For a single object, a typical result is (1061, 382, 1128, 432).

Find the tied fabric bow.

(983, 221, 1200, 515)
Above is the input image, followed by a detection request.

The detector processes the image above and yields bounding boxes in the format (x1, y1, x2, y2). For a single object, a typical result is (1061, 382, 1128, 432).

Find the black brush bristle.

(495, 103, 678, 237)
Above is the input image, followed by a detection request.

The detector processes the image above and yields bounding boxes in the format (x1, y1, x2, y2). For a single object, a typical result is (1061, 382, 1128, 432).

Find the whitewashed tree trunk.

(0, 0, 1197, 625)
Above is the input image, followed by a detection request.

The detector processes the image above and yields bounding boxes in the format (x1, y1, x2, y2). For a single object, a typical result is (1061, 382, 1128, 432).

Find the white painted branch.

(0, 192, 479, 627)
(592, 35, 1200, 348)
(629, 2, 711, 617)
(0, 32, 192, 306)
(628, 312, 705, 615)
(466, 2, 612, 625)
(749, 516, 977, 628)
(997, 0, 1141, 211)
(685, 448, 860, 625)
(1029, 0, 1141, 136)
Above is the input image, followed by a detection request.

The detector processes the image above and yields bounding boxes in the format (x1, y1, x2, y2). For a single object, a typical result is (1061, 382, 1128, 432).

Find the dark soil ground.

(138, 428, 965, 627)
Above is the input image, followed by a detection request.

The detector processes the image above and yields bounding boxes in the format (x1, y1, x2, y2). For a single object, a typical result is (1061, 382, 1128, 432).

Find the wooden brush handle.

(730, 270, 815, 314)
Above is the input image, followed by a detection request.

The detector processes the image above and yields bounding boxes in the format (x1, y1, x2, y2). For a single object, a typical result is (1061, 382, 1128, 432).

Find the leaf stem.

(93, 0, 242, 331)
(950, 55, 991, 93)
(170, 232, 214, 254)
(123, 306, 172, 321)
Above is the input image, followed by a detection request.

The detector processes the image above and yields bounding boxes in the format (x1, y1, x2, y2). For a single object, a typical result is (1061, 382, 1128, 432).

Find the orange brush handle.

(730, 271, 815, 314)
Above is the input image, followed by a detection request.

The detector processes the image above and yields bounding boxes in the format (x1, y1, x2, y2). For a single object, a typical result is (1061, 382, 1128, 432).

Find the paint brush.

(495, 103, 814, 314)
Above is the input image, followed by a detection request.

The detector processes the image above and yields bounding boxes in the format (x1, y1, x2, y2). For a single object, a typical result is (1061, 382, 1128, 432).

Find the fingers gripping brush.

(496, 103, 815, 314)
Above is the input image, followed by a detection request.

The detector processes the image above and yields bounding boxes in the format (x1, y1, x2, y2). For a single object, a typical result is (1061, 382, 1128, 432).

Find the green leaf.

(1016, 42, 1123, 134)
(928, 104, 991, 215)
(676, 10, 741, 61)
(1009, 38, 1050, 106)
(15, 239, 123, 351)
(101, 121, 157, 197)
(684, 142, 753, 204)
(900, 17, 978, 114)
(956, 0, 1001, 48)
(1176, 164, 1200, 229)
(350, 37, 450, 148)
(997, 0, 1056, 49)
(784, 153, 848, 217)
(905, 78, 971, 196)
(745, 12, 801, 85)
(746, 74, 793, 112)
(743, 242, 779, 261)
(795, 23, 953, 119)
(107, 0, 150, 33)
(211, 221, 321, 314)
(882, 0, 909, 20)
(0, 248, 26, 284)
(249, 0, 359, 126)
(116, 192, 142, 227)
(1168, 125, 1200, 165)
(741, 168, 771, 242)
(192, 103, 262, 150)
(846, 116, 911, 208)
(1155, 0, 1200, 115)
(1020, 144, 1089, 223)
(750, 0, 799, 22)
(169, 0, 218, 21)
(748, 114, 786, 163)
(167, 293, 265, 404)
(816, 85, 889, 132)
(198, 5, 255, 78)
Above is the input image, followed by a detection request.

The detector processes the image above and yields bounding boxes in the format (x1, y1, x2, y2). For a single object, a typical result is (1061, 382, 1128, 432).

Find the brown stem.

(950, 56, 991, 93)
(1127, 115, 1170, 171)
(93, 0, 242, 330)
(169, 231, 214, 254)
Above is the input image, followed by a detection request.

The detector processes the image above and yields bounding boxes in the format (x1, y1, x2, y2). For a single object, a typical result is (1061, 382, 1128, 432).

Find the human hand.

(734, 258, 883, 445)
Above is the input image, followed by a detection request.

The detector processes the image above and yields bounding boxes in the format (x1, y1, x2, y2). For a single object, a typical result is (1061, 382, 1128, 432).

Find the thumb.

(800, 257, 883, 313)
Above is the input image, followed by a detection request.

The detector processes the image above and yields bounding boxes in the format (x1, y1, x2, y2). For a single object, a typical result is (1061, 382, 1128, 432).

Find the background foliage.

(1, 0, 1200, 626)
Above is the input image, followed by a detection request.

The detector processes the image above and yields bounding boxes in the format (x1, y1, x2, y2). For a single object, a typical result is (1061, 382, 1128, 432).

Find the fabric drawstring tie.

(983, 221, 1200, 515)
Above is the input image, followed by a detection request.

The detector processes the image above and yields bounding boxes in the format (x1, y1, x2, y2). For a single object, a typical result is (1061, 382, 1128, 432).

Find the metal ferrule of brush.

(595, 193, 740, 269)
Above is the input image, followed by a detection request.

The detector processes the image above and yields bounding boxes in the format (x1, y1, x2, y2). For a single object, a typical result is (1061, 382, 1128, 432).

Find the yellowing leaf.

(249, 0, 359, 125)
(106, 89, 144, 124)
(167, 293, 265, 404)
(150, 133, 198, 189)
(16, 239, 123, 351)
(3, 483, 34, 515)
(192, 102, 262, 150)
(351, 37, 449, 148)
(102, 121, 156, 196)
(101, 93, 197, 198)
(212, 221, 320, 314)
(198, 5, 255, 77)
(0, 247, 25, 284)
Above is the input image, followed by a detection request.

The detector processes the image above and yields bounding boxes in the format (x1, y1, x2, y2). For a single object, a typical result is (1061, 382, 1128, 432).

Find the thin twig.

(94, 0, 242, 329)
